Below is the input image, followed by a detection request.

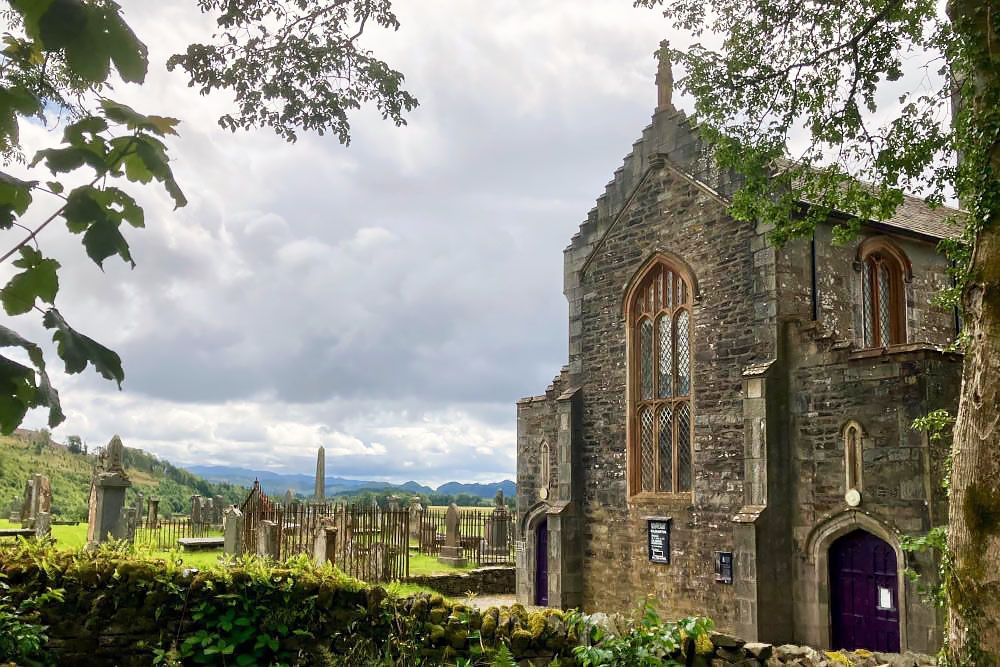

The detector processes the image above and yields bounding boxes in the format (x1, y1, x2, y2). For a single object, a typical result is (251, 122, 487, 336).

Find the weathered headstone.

(213, 496, 225, 524)
(147, 498, 160, 526)
(485, 490, 511, 554)
(312, 524, 338, 566)
(437, 503, 467, 567)
(190, 495, 202, 524)
(314, 446, 325, 501)
(283, 489, 294, 507)
(86, 436, 132, 547)
(256, 520, 280, 559)
(223, 506, 244, 556)
(34, 511, 51, 538)
(408, 497, 423, 541)
(121, 506, 138, 542)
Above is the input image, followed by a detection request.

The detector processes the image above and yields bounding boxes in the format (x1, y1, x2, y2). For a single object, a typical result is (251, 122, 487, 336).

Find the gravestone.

(190, 495, 202, 524)
(408, 497, 423, 541)
(223, 506, 244, 556)
(136, 492, 144, 521)
(485, 490, 511, 554)
(147, 498, 160, 526)
(256, 520, 280, 559)
(121, 506, 138, 542)
(213, 496, 225, 524)
(312, 523, 338, 566)
(19, 474, 52, 529)
(315, 446, 325, 501)
(86, 436, 132, 547)
(34, 511, 51, 538)
(283, 489, 294, 507)
(437, 503, 467, 567)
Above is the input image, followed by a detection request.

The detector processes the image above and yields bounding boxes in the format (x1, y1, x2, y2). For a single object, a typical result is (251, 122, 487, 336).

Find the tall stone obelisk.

(314, 446, 325, 501)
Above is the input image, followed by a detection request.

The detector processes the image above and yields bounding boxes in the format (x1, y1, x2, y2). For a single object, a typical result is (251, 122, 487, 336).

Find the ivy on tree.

(0, 0, 416, 435)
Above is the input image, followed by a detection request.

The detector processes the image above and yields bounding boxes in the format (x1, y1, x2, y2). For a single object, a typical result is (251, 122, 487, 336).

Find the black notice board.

(647, 518, 671, 564)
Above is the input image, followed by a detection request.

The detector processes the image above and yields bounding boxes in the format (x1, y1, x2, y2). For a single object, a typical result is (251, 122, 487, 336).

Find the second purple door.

(829, 529, 900, 652)
(535, 520, 548, 606)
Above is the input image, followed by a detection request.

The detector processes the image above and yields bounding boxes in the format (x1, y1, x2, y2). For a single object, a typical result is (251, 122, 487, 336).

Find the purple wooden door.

(535, 520, 548, 606)
(829, 529, 900, 652)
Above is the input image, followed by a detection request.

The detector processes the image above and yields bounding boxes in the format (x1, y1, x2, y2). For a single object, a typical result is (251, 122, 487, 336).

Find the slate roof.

(872, 192, 962, 240)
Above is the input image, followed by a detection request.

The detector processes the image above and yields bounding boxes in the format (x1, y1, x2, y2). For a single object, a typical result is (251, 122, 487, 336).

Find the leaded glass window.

(860, 250, 906, 348)
(629, 259, 694, 495)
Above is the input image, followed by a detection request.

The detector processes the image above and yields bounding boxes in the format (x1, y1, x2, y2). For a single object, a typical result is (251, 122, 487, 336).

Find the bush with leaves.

(567, 598, 714, 667)
(0, 571, 62, 667)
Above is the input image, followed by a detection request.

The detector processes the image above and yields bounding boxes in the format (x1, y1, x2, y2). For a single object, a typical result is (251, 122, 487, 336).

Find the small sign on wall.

(647, 517, 671, 564)
(715, 551, 734, 584)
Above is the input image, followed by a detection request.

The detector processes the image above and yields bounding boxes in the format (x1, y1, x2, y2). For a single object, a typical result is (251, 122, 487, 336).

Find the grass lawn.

(1, 520, 479, 580)
(0, 519, 225, 568)
(408, 550, 477, 577)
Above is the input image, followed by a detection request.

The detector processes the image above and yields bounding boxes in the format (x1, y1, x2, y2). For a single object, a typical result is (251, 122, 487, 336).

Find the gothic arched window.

(859, 239, 909, 348)
(628, 258, 694, 496)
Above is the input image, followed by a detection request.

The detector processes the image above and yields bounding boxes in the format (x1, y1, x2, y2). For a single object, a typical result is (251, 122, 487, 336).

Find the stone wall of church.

(515, 393, 560, 524)
(784, 326, 961, 653)
(779, 226, 957, 347)
(564, 162, 771, 626)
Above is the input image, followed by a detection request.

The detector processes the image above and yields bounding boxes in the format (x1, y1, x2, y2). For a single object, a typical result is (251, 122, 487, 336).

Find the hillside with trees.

(0, 430, 247, 520)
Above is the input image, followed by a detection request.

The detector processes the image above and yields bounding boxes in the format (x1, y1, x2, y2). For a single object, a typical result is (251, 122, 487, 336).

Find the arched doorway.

(535, 519, 548, 606)
(829, 529, 900, 652)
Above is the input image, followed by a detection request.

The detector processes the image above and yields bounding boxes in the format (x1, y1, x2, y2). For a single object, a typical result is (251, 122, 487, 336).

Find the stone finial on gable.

(656, 40, 674, 112)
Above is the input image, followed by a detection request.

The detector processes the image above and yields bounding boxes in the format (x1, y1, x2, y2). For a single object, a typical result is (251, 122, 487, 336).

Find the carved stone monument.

(256, 519, 280, 559)
(34, 511, 51, 538)
(283, 489, 294, 507)
(408, 496, 423, 541)
(314, 446, 325, 501)
(223, 506, 244, 556)
(312, 522, 338, 566)
(86, 436, 132, 547)
(190, 494, 202, 524)
(19, 474, 52, 529)
(147, 497, 160, 527)
(485, 490, 511, 555)
(437, 503, 467, 567)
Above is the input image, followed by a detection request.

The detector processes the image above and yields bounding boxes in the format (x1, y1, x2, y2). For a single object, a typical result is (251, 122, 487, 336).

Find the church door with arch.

(829, 529, 900, 652)
(535, 519, 548, 606)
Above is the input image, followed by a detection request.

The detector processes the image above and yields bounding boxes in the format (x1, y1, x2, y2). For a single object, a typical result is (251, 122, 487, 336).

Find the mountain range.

(184, 464, 516, 500)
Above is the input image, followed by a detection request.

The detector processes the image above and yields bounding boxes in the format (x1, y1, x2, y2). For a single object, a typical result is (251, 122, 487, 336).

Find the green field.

(1, 520, 479, 575)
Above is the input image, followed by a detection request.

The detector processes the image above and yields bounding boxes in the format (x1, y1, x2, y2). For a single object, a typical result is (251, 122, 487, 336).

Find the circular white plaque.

(538, 486, 549, 500)
(845, 489, 862, 507)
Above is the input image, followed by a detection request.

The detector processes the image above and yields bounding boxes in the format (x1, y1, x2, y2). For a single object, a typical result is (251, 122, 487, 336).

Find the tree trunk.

(946, 1, 1000, 663)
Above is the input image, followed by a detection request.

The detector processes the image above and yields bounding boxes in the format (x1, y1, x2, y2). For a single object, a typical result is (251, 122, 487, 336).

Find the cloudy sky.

(8, 0, 683, 485)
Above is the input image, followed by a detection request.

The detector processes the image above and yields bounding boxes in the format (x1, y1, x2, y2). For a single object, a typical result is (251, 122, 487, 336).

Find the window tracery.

(628, 259, 693, 495)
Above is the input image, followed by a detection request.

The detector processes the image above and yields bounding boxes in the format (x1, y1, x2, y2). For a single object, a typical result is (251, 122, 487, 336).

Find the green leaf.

(0, 171, 34, 230)
(42, 307, 124, 388)
(0, 85, 42, 149)
(82, 216, 133, 267)
(101, 100, 178, 136)
(105, 11, 148, 84)
(2, 247, 61, 315)
(0, 355, 35, 433)
(0, 325, 64, 431)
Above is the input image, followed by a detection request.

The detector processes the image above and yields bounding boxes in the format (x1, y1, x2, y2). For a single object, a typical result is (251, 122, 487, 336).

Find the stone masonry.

(515, 54, 961, 656)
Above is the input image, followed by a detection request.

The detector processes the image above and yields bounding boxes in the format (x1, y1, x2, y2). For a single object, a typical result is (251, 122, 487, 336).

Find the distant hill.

(185, 464, 514, 500)
(0, 431, 248, 521)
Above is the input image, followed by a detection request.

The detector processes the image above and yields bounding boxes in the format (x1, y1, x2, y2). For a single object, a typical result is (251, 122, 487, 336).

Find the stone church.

(515, 57, 961, 655)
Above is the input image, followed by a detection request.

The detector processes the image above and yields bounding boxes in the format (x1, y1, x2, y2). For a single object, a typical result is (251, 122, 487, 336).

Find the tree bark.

(947, 1, 1000, 663)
